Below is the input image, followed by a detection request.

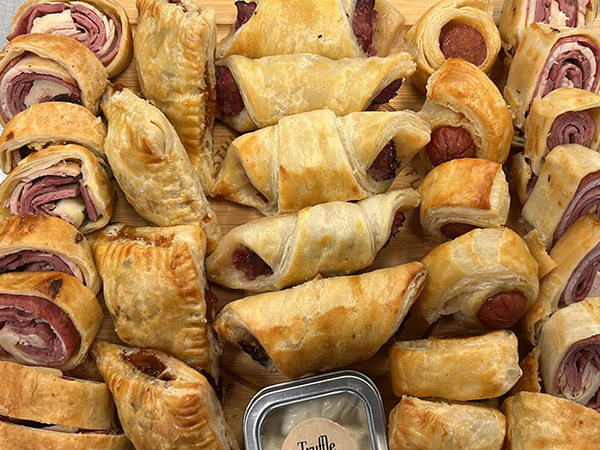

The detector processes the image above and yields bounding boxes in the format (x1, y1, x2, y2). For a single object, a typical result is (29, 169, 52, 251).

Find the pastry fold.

(216, 0, 405, 60)
(416, 228, 539, 329)
(100, 86, 221, 253)
(419, 158, 509, 240)
(212, 109, 430, 215)
(92, 341, 239, 450)
(389, 330, 522, 401)
(0, 271, 102, 371)
(8, 0, 133, 78)
(216, 52, 416, 132)
(135, 0, 217, 194)
(0, 33, 108, 125)
(213, 262, 427, 379)
(0, 144, 114, 234)
(89, 223, 221, 381)
(404, 0, 500, 93)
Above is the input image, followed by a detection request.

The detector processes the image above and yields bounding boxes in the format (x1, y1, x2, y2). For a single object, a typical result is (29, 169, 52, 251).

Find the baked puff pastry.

(135, 0, 217, 194)
(0, 102, 106, 174)
(89, 223, 221, 382)
(404, 0, 501, 93)
(389, 330, 522, 401)
(388, 396, 506, 450)
(216, 0, 405, 60)
(0, 33, 108, 126)
(92, 340, 239, 450)
(213, 262, 427, 379)
(216, 52, 416, 132)
(416, 228, 539, 330)
(7, 0, 133, 78)
(0, 271, 102, 371)
(419, 158, 509, 240)
(212, 109, 430, 215)
(0, 144, 114, 234)
(501, 392, 600, 449)
(206, 189, 420, 292)
(101, 86, 221, 254)
(420, 58, 513, 168)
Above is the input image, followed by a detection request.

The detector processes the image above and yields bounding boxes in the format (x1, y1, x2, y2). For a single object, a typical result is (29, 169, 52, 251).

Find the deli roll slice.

(7, 0, 133, 78)
(213, 262, 427, 379)
(212, 109, 430, 215)
(206, 189, 420, 292)
(0, 144, 114, 234)
(216, 52, 416, 132)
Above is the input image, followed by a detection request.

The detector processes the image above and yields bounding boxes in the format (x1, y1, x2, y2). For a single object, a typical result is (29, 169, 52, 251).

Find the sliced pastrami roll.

(426, 126, 477, 167)
(556, 335, 600, 410)
(529, 0, 594, 27)
(547, 109, 596, 150)
(554, 170, 600, 242)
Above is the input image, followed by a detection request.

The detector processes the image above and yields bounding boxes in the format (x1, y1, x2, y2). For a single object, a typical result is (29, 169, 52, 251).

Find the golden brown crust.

(509, 347, 542, 396)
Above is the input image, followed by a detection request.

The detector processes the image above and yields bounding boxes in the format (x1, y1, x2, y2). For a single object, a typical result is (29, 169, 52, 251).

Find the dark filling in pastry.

(368, 140, 399, 181)
(547, 110, 596, 151)
(0, 250, 76, 277)
(231, 245, 273, 280)
(440, 25, 487, 66)
(216, 65, 245, 118)
(50, 93, 83, 105)
(557, 334, 600, 411)
(427, 126, 477, 166)
(382, 209, 406, 249)
(124, 349, 174, 381)
(440, 223, 478, 239)
(368, 78, 403, 109)
(234, 1, 257, 30)
(238, 336, 270, 367)
(353, 0, 378, 55)
(477, 290, 526, 329)
(0, 414, 115, 435)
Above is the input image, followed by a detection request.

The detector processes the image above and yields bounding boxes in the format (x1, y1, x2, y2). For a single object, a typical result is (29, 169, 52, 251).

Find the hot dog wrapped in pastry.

(216, 0, 405, 60)
(404, 0, 501, 93)
(206, 189, 420, 292)
(420, 58, 513, 168)
(0, 144, 114, 234)
(419, 158, 509, 240)
(216, 52, 416, 132)
(0, 34, 108, 126)
(213, 262, 427, 379)
(416, 228, 539, 330)
(212, 109, 430, 215)
(7, 0, 132, 78)
(389, 330, 522, 400)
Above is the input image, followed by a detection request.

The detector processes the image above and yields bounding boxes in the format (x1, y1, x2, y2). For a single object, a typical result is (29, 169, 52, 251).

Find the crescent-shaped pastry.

(0, 33, 108, 125)
(0, 144, 114, 234)
(216, 52, 416, 132)
(212, 109, 430, 215)
(216, 0, 405, 60)
(419, 158, 509, 240)
(0, 215, 100, 295)
(389, 330, 522, 401)
(213, 262, 427, 379)
(404, 0, 500, 93)
(100, 86, 221, 254)
(416, 227, 539, 330)
(0, 102, 106, 174)
(135, 0, 217, 194)
(89, 223, 221, 381)
(388, 396, 506, 450)
(501, 392, 600, 449)
(509, 347, 543, 395)
(7, 0, 133, 78)
(206, 189, 420, 292)
(92, 341, 239, 450)
(0, 271, 102, 371)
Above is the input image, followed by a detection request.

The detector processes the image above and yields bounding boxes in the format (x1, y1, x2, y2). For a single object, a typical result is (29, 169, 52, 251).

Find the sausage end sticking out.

(440, 25, 487, 67)
(426, 126, 476, 167)
(477, 291, 526, 329)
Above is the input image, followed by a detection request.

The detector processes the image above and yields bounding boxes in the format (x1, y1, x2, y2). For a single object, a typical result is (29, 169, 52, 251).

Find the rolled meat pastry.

(0, 144, 114, 234)
(521, 144, 600, 249)
(501, 392, 600, 449)
(213, 262, 427, 379)
(216, 0, 405, 60)
(7, 0, 133, 78)
(89, 223, 221, 382)
(101, 86, 221, 254)
(0, 33, 108, 126)
(404, 0, 500, 93)
(419, 158, 509, 240)
(416, 227, 539, 329)
(206, 189, 420, 292)
(135, 0, 217, 194)
(0, 102, 106, 174)
(389, 330, 522, 401)
(216, 52, 416, 132)
(212, 109, 430, 215)
(92, 340, 239, 450)
(0, 271, 102, 371)
(420, 58, 513, 168)
(388, 396, 506, 450)
(0, 215, 100, 295)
